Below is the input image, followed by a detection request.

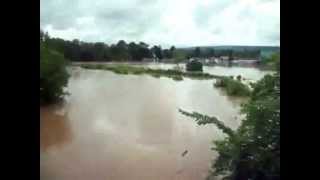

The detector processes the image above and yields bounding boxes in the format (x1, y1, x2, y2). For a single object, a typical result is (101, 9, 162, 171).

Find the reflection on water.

(41, 66, 267, 180)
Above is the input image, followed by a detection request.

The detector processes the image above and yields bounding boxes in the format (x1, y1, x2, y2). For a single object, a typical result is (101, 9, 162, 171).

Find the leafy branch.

(179, 109, 235, 137)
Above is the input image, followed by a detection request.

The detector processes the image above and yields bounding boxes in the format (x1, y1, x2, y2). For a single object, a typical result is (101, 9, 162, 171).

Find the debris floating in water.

(182, 150, 188, 157)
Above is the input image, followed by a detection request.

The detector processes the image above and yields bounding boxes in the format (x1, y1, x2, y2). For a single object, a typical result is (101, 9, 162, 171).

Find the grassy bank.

(79, 64, 224, 80)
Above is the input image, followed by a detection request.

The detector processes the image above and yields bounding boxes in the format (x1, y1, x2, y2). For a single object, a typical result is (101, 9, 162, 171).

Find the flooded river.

(40, 64, 270, 180)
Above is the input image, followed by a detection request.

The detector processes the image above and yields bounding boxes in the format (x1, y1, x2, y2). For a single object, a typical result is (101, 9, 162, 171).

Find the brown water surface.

(40, 66, 267, 180)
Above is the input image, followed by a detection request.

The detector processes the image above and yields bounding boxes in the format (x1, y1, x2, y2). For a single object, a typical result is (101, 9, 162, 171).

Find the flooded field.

(40, 64, 270, 180)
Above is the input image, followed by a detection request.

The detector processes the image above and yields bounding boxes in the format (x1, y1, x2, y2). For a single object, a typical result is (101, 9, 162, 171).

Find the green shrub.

(214, 77, 251, 96)
(180, 69, 280, 180)
(40, 44, 69, 104)
(260, 53, 280, 70)
(186, 60, 203, 72)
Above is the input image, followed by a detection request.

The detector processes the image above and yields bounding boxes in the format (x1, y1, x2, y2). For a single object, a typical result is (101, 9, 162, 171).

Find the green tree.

(93, 42, 106, 61)
(103, 45, 111, 61)
(39, 28, 177, 63)
(64, 39, 81, 61)
(110, 40, 129, 61)
(170, 46, 176, 52)
(138, 42, 152, 60)
(162, 49, 171, 59)
(152, 45, 163, 60)
(127, 42, 152, 61)
(40, 43, 70, 104)
(128, 42, 138, 60)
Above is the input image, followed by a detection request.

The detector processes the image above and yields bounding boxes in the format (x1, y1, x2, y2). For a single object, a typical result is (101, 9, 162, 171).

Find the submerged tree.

(186, 60, 203, 71)
(180, 56, 280, 180)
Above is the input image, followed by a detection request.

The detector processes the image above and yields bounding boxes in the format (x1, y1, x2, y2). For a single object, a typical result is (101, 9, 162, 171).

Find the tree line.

(40, 29, 179, 62)
(188, 47, 261, 59)
(41, 29, 262, 62)
(40, 31, 70, 104)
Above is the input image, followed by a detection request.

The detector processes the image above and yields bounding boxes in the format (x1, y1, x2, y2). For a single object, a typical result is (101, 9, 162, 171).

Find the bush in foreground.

(40, 44, 69, 104)
(180, 62, 280, 180)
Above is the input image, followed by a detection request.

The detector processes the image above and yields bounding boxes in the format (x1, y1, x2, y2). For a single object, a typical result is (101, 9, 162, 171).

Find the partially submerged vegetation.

(186, 60, 203, 72)
(80, 64, 223, 80)
(180, 56, 280, 180)
(80, 64, 253, 96)
(214, 77, 251, 97)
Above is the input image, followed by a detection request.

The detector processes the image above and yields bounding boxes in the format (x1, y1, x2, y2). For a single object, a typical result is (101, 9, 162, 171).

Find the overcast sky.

(40, 0, 280, 48)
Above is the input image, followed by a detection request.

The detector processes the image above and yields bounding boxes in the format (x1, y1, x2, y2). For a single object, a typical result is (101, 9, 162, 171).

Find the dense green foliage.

(186, 60, 203, 71)
(80, 64, 224, 80)
(40, 43, 69, 104)
(40, 29, 180, 62)
(180, 59, 280, 180)
(214, 77, 251, 97)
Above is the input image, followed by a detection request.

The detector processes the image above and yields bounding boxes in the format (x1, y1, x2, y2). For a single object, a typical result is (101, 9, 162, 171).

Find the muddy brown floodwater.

(40, 65, 269, 180)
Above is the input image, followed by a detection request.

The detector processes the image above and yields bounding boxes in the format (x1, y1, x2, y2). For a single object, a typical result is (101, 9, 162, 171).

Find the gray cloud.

(40, 0, 280, 47)
(40, 0, 82, 30)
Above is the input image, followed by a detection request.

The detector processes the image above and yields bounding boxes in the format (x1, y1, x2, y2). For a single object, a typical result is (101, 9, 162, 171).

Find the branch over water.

(179, 109, 235, 137)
